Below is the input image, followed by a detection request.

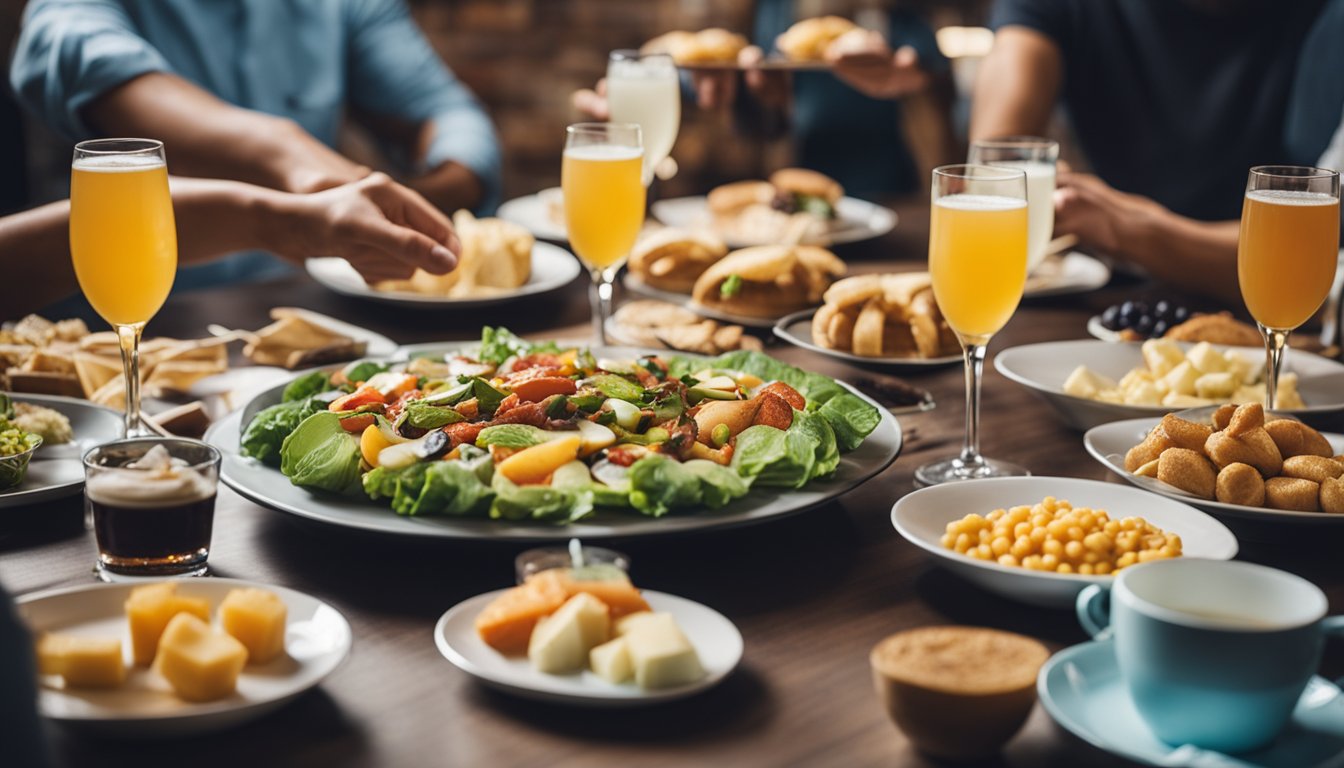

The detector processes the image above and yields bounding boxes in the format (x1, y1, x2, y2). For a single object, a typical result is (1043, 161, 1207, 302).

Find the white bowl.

(994, 339, 1344, 431)
(891, 476, 1239, 608)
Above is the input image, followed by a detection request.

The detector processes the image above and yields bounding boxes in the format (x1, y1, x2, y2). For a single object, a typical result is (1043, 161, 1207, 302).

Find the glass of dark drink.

(83, 438, 221, 581)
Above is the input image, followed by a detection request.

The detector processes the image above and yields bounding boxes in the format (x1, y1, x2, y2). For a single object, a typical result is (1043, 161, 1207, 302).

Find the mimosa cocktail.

(70, 139, 177, 437)
(917, 165, 1029, 486)
(607, 51, 679, 186)
(1237, 166, 1341, 409)
(968, 137, 1058, 273)
(562, 123, 644, 344)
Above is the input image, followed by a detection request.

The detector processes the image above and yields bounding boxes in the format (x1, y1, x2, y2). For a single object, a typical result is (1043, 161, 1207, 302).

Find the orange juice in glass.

(1237, 166, 1340, 409)
(916, 165, 1029, 486)
(562, 123, 644, 344)
(70, 139, 177, 436)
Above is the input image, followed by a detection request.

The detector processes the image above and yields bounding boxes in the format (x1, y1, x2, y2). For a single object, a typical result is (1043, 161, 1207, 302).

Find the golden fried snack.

(1263, 418, 1335, 459)
(691, 244, 845, 318)
(1158, 413, 1212, 452)
(1215, 463, 1265, 506)
(851, 296, 887, 357)
(1157, 448, 1216, 499)
(642, 28, 748, 64)
(1205, 429, 1283, 477)
(1163, 312, 1263, 347)
(1280, 455, 1344, 484)
(628, 228, 729, 294)
(775, 15, 858, 61)
(811, 302, 855, 350)
(1125, 427, 1175, 472)
(1211, 403, 1238, 432)
(823, 274, 885, 310)
(1224, 402, 1265, 438)
(1322, 477, 1344, 514)
(1264, 477, 1320, 512)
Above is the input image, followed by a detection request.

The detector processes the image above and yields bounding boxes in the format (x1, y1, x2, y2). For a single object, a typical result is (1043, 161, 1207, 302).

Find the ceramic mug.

(1076, 558, 1344, 753)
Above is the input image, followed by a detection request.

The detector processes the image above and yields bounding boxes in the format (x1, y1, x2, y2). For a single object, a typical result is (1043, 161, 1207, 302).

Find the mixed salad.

(239, 328, 880, 523)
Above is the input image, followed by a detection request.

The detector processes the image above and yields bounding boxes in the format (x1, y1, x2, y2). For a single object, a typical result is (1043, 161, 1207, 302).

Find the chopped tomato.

(338, 413, 377, 433)
(384, 388, 422, 423)
(443, 421, 487, 448)
(752, 392, 795, 431)
(509, 376, 577, 403)
(329, 385, 385, 412)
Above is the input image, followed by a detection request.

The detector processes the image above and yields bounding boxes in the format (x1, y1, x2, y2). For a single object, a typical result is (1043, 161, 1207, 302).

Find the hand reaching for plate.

(827, 30, 930, 100)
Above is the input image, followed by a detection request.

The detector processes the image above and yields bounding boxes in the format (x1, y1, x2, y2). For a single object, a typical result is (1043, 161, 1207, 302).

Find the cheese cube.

(154, 613, 248, 702)
(528, 593, 610, 674)
(1194, 372, 1237, 400)
(1123, 381, 1163, 406)
(613, 611, 663, 637)
(1142, 339, 1185, 377)
(1163, 361, 1201, 397)
(589, 636, 633, 684)
(125, 582, 211, 666)
(622, 613, 704, 689)
(1226, 352, 1257, 385)
(1186, 342, 1229, 374)
(219, 588, 287, 664)
(36, 634, 126, 688)
(1062, 366, 1114, 399)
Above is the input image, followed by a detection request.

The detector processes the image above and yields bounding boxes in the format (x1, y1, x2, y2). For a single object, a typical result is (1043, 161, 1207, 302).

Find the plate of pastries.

(643, 16, 870, 70)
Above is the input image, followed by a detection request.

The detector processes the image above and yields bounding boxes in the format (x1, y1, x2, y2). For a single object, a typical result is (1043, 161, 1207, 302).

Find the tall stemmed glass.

(968, 137, 1058, 273)
(915, 165, 1030, 486)
(562, 123, 645, 345)
(1238, 166, 1340, 409)
(606, 50, 680, 187)
(70, 139, 177, 437)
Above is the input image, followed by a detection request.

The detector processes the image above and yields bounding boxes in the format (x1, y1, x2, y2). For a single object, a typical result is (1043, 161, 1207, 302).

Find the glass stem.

(117, 323, 147, 437)
(590, 269, 615, 346)
(959, 341, 988, 467)
(1260, 325, 1290, 410)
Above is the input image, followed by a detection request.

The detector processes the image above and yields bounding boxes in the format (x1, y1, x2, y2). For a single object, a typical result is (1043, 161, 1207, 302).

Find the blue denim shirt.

(10, 0, 501, 290)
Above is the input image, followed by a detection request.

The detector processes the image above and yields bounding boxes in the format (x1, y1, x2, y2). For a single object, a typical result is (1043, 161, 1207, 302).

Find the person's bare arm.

(84, 72, 369, 194)
(900, 72, 960, 187)
(969, 26, 1062, 141)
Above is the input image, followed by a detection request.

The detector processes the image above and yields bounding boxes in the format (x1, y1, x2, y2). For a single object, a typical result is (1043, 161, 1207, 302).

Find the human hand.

(571, 78, 610, 120)
(1053, 171, 1160, 258)
(271, 118, 373, 195)
(828, 32, 929, 100)
(274, 173, 461, 283)
(739, 45, 791, 109)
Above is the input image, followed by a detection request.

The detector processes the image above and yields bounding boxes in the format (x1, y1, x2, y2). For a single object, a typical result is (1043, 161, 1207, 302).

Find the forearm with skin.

(407, 161, 484, 214)
(1121, 210, 1242, 304)
(0, 201, 79, 312)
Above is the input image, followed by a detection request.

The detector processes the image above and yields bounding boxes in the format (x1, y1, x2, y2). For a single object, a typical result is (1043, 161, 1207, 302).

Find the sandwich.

(627, 228, 729, 294)
(691, 245, 845, 318)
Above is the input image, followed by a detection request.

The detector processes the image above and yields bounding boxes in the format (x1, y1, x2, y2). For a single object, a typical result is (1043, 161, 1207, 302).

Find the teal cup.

(1076, 559, 1344, 754)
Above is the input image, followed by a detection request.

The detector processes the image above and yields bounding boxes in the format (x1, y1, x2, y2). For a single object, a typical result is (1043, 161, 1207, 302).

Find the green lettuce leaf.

(489, 473, 594, 523)
(396, 401, 464, 430)
(240, 396, 327, 467)
(279, 411, 363, 494)
(730, 424, 817, 489)
(341, 360, 388, 385)
(478, 327, 561, 366)
(626, 454, 750, 517)
(281, 371, 331, 403)
(818, 393, 881, 452)
(584, 373, 645, 403)
(790, 408, 840, 478)
(475, 424, 551, 449)
(682, 459, 751, 508)
(551, 460, 630, 508)
(363, 447, 495, 516)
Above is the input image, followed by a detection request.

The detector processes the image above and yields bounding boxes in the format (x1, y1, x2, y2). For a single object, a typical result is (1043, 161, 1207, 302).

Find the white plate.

(621, 274, 782, 329)
(994, 339, 1344, 431)
(0, 394, 123, 507)
(772, 310, 962, 369)
(650, 195, 897, 248)
(1083, 417, 1344, 524)
(204, 342, 903, 541)
(891, 476, 1238, 608)
(303, 242, 581, 309)
(1021, 251, 1111, 298)
(497, 188, 568, 242)
(17, 578, 352, 737)
(434, 589, 741, 706)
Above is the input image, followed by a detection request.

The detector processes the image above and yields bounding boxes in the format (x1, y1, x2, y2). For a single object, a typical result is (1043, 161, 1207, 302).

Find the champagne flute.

(968, 136, 1059, 273)
(1237, 166, 1340, 409)
(915, 165, 1030, 486)
(606, 50, 680, 187)
(70, 139, 177, 437)
(562, 123, 645, 345)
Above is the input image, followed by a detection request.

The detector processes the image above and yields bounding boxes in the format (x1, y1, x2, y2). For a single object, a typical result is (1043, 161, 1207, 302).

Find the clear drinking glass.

(915, 165, 1030, 486)
(606, 50, 680, 187)
(1238, 166, 1341, 408)
(70, 139, 177, 437)
(968, 137, 1059, 273)
(562, 123, 645, 345)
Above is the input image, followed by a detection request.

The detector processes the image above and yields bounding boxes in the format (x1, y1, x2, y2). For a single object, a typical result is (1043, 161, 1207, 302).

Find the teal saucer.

(1037, 640, 1344, 768)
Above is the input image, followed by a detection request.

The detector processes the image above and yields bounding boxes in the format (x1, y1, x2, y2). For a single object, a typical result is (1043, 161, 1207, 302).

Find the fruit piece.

(574, 419, 616, 456)
(125, 582, 211, 667)
(621, 612, 704, 689)
(475, 570, 571, 655)
(496, 434, 582, 485)
(339, 413, 377, 433)
(360, 423, 394, 467)
(328, 385, 385, 413)
(602, 398, 642, 430)
(528, 592, 611, 674)
(693, 399, 761, 444)
(36, 634, 126, 687)
(219, 588, 288, 664)
(364, 372, 420, 398)
(590, 635, 633, 684)
(563, 566, 651, 618)
(509, 376, 578, 403)
(153, 613, 249, 702)
(613, 610, 662, 637)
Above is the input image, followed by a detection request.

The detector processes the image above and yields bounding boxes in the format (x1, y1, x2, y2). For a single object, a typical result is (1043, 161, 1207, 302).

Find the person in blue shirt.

(9, 0, 499, 288)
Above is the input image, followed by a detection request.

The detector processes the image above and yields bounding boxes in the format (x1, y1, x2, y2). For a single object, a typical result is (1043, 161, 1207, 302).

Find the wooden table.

(4, 233, 1343, 768)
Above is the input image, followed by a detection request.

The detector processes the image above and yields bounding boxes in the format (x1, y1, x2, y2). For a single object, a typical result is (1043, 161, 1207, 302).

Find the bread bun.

(627, 228, 729, 294)
(707, 180, 775, 216)
(776, 16, 859, 61)
(770, 168, 844, 205)
(691, 245, 845, 318)
(642, 28, 747, 64)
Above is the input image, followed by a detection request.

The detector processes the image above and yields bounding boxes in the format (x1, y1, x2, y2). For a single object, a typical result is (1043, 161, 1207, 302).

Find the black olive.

(1118, 301, 1138, 324)
(416, 430, 451, 459)
(1100, 304, 1121, 329)
(1154, 300, 1171, 318)
(1173, 306, 1190, 323)
(1135, 314, 1154, 335)
(1152, 320, 1170, 337)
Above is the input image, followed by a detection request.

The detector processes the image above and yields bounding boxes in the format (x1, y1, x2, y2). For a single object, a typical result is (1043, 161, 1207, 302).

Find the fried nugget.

(1211, 403, 1238, 432)
(1157, 447, 1217, 500)
(1263, 419, 1335, 459)
(1224, 402, 1265, 438)
(1125, 426, 1175, 472)
(1215, 462, 1265, 506)
(1159, 413, 1213, 452)
(1280, 455, 1344, 484)
(1205, 428, 1283, 477)
(1264, 477, 1321, 512)
(1322, 477, 1344, 514)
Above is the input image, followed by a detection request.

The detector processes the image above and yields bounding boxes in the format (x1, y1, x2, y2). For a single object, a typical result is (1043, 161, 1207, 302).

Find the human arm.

(0, 175, 460, 315)
(1054, 172, 1242, 303)
(968, 26, 1062, 141)
(343, 0, 500, 212)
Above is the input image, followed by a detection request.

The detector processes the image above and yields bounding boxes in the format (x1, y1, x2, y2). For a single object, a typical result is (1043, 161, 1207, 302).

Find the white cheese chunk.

(527, 593, 610, 674)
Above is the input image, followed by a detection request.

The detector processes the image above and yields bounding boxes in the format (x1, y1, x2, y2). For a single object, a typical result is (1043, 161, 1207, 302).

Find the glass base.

(95, 555, 210, 582)
(914, 456, 1030, 487)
